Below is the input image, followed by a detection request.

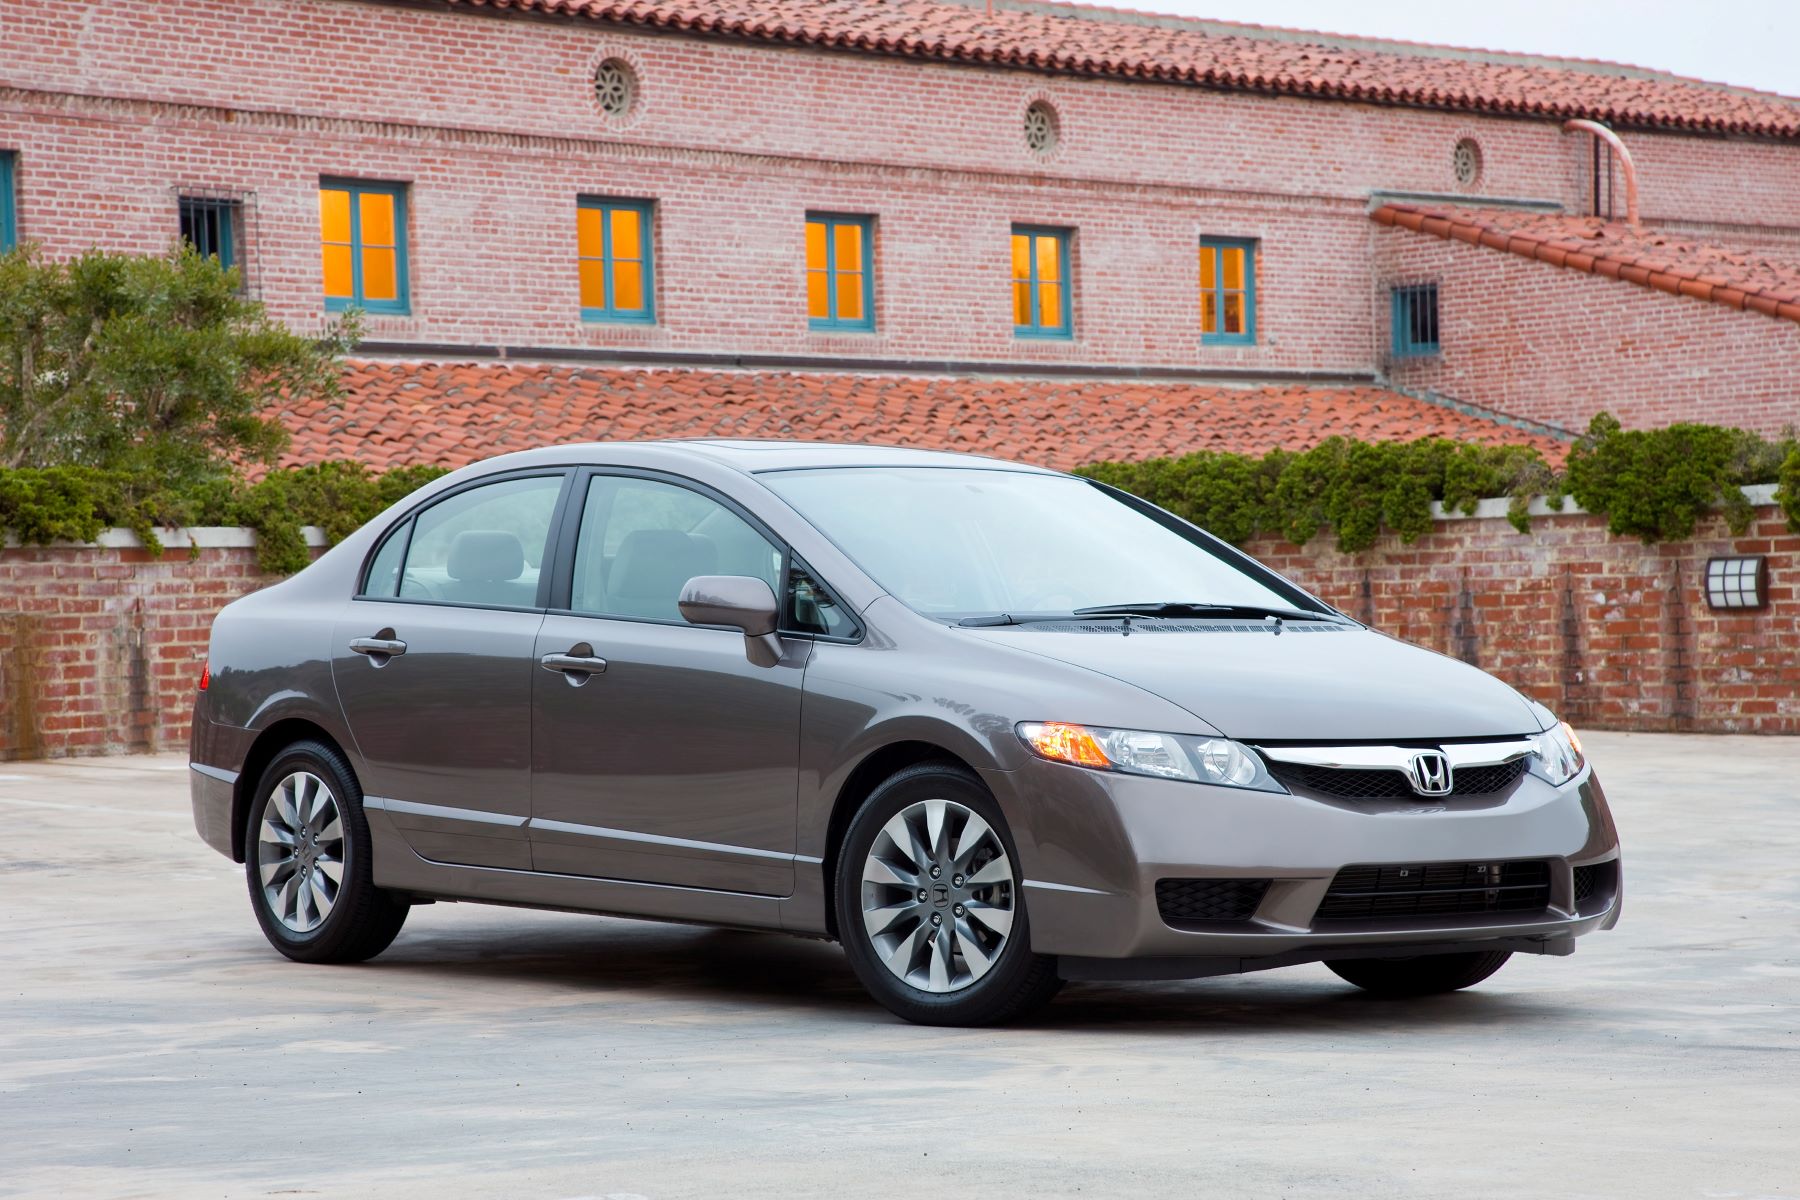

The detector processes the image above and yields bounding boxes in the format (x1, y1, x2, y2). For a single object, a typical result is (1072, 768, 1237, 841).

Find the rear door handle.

(349, 636, 408, 657)
(540, 643, 607, 686)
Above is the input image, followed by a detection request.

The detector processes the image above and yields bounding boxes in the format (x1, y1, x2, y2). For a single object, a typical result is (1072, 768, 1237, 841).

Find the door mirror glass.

(679, 575, 783, 667)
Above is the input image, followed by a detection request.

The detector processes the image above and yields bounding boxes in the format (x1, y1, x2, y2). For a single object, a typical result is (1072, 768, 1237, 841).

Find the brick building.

(3, 0, 1797, 460)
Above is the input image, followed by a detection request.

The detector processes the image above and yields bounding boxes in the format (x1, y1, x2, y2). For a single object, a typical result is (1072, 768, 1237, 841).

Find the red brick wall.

(3, 505, 1793, 760)
(1376, 227, 1800, 435)
(0, 540, 301, 759)
(4, 0, 1799, 382)
(1248, 503, 1800, 733)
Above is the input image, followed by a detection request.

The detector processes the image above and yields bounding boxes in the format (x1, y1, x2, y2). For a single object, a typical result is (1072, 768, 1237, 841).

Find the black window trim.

(543, 465, 864, 643)
(351, 467, 576, 614)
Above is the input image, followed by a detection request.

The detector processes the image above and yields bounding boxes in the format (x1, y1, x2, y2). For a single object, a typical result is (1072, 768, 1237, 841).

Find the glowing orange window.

(577, 198, 654, 322)
(1011, 226, 1071, 338)
(1200, 237, 1255, 344)
(318, 181, 408, 313)
(805, 214, 873, 330)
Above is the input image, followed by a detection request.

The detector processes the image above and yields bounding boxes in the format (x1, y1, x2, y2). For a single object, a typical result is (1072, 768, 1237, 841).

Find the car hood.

(963, 622, 1544, 741)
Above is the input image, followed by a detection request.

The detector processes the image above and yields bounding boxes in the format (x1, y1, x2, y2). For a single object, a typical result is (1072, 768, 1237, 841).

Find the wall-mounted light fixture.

(1704, 555, 1768, 610)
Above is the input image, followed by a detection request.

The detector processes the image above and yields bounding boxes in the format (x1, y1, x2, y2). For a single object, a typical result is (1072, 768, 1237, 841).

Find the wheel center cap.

(931, 884, 950, 908)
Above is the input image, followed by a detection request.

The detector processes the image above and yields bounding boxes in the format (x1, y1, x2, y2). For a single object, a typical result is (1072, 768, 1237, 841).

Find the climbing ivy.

(0, 460, 448, 573)
(1080, 414, 1796, 552)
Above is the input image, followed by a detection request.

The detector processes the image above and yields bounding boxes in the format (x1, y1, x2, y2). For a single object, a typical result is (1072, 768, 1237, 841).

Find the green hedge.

(2, 414, 1796, 572)
(1078, 413, 1799, 552)
(0, 461, 448, 573)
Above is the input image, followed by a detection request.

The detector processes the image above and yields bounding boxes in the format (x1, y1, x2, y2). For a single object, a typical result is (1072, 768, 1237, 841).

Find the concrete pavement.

(0, 732, 1796, 1198)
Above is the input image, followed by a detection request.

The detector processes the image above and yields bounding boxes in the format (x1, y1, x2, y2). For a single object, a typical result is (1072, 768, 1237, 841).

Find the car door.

(332, 470, 570, 871)
(529, 470, 806, 895)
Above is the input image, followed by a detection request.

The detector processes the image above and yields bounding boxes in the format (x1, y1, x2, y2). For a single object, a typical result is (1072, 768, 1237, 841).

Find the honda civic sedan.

(190, 440, 1621, 1025)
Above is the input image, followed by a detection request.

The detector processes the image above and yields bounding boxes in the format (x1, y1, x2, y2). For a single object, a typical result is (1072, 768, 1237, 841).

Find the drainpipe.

(1562, 119, 1640, 228)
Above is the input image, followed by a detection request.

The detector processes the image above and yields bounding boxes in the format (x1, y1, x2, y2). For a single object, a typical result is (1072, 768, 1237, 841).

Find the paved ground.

(0, 732, 1795, 1199)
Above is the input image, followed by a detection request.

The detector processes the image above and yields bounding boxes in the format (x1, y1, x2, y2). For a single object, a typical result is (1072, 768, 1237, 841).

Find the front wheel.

(835, 763, 1062, 1026)
(1326, 950, 1512, 997)
(245, 740, 408, 964)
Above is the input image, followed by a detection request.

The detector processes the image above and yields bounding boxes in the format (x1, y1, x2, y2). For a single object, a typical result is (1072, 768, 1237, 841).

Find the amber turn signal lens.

(1560, 721, 1583, 757)
(1018, 721, 1110, 769)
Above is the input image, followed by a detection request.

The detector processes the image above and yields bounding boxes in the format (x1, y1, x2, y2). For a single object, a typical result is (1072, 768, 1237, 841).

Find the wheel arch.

(820, 739, 983, 940)
(230, 719, 354, 862)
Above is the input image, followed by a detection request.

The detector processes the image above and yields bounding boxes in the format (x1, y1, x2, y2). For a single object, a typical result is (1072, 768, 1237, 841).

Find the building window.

(805, 214, 874, 331)
(319, 179, 409, 314)
(0, 152, 16, 252)
(179, 196, 239, 271)
(1011, 225, 1071, 338)
(1199, 237, 1256, 345)
(1024, 100, 1059, 157)
(1391, 283, 1440, 357)
(593, 59, 638, 119)
(577, 198, 654, 323)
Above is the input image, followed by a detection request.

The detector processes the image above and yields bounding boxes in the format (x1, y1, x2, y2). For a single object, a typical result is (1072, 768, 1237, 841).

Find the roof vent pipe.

(1562, 119, 1640, 229)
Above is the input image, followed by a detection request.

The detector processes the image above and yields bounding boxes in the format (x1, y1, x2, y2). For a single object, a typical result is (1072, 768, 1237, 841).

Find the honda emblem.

(1408, 751, 1453, 796)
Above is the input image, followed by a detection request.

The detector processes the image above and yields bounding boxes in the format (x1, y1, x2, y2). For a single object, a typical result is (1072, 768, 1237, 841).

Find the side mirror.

(678, 575, 784, 668)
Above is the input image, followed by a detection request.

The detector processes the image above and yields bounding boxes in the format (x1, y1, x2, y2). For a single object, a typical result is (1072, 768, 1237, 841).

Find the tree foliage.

(0, 244, 355, 483)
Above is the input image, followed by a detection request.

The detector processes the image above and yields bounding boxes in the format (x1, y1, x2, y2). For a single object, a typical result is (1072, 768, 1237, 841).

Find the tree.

(0, 244, 356, 484)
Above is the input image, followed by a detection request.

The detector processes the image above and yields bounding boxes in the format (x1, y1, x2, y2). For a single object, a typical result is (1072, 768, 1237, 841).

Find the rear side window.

(570, 475, 782, 622)
(373, 475, 564, 609)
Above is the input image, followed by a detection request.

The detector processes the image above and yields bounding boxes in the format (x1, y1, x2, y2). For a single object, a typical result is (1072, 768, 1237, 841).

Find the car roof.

(486, 438, 1064, 476)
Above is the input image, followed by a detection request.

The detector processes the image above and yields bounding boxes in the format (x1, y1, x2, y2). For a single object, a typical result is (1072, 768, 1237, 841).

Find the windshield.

(761, 467, 1314, 619)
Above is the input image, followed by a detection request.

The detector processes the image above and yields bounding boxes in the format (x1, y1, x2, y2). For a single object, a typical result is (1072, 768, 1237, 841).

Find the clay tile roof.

(433, 0, 1800, 139)
(279, 362, 1563, 473)
(1372, 203, 1800, 325)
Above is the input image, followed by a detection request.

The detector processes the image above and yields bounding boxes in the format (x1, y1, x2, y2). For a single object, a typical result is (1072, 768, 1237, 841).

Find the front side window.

(1200, 237, 1255, 345)
(762, 467, 1304, 620)
(0, 152, 17, 251)
(1391, 283, 1440, 357)
(366, 475, 563, 608)
(570, 476, 781, 622)
(179, 196, 239, 271)
(1011, 225, 1071, 338)
(577, 198, 654, 323)
(319, 179, 409, 313)
(805, 214, 873, 331)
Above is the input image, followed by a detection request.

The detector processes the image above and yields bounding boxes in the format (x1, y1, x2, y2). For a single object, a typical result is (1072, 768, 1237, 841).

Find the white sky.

(1131, 0, 1799, 97)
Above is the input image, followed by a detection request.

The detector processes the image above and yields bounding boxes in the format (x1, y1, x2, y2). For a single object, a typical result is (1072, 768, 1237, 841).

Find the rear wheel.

(835, 763, 1061, 1026)
(245, 740, 408, 964)
(1326, 950, 1512, 997)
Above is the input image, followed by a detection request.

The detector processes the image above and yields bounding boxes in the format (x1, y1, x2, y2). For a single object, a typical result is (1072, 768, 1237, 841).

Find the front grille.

(1271, 756, 1527, 800)
(1313, 860, 1551, 923)
(1156, 877, 1271, 925)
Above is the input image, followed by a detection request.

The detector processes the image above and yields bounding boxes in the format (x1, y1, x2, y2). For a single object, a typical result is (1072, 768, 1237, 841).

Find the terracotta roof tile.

(1372, 203, 1800, 324)
(435, 0, 1800, 139)
(278, 363, 1562, 472)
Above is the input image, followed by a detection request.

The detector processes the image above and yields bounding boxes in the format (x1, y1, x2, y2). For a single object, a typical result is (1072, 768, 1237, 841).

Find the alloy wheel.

(859, 797, 1016, 993)
(257, 771, 346, 934)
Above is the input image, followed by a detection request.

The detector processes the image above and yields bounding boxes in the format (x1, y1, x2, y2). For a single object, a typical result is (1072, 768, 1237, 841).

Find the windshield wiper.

(1071, 601, 1345, 623)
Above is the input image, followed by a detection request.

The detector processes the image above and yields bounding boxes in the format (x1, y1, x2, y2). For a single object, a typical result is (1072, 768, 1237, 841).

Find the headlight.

(1529, 720, 1586, 786)
(1016, 722, 1284, 792)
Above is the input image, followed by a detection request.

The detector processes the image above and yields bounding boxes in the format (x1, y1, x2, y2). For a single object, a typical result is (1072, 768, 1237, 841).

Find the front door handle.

(349, 633, 408, 664)
(540, 643, 607, 686)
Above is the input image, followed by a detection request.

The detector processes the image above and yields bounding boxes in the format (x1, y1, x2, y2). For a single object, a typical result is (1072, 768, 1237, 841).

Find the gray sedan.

(189, 440, 1621, 1025)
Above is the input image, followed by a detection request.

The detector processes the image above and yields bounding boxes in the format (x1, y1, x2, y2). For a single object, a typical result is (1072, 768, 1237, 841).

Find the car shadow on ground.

(358, 919, 1552, 1035)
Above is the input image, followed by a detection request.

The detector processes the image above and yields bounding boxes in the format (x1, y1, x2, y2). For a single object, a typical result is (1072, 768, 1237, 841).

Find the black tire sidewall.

(835, 763, 1056, 1025)
(244, 739, 389, 962)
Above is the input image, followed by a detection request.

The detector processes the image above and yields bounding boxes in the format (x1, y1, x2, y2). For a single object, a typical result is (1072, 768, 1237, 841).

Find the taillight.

(198, 664, 211, 692)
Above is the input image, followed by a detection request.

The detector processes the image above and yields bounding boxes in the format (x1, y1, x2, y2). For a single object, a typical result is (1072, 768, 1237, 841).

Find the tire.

(244, 739, 409, 964)
(835, 762, 1062, 1026)
(1326, 950, 1512, 997)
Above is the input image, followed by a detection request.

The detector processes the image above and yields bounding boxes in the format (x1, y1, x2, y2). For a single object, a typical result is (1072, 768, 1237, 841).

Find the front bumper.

(983, 756, 1622, 968)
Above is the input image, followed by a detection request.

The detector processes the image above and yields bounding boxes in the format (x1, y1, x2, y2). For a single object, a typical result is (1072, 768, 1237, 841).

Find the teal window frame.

(1012, 224, 1073, 340)
(1391, 282, 1440, 357)
(0, 152, 17, 252)
(321, 177, 410, 316)
(577, 197, 656, 325)
(1200, 236, 1257, 346)
(178, 196, 237, 272)
(806, 212, 875, 332)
